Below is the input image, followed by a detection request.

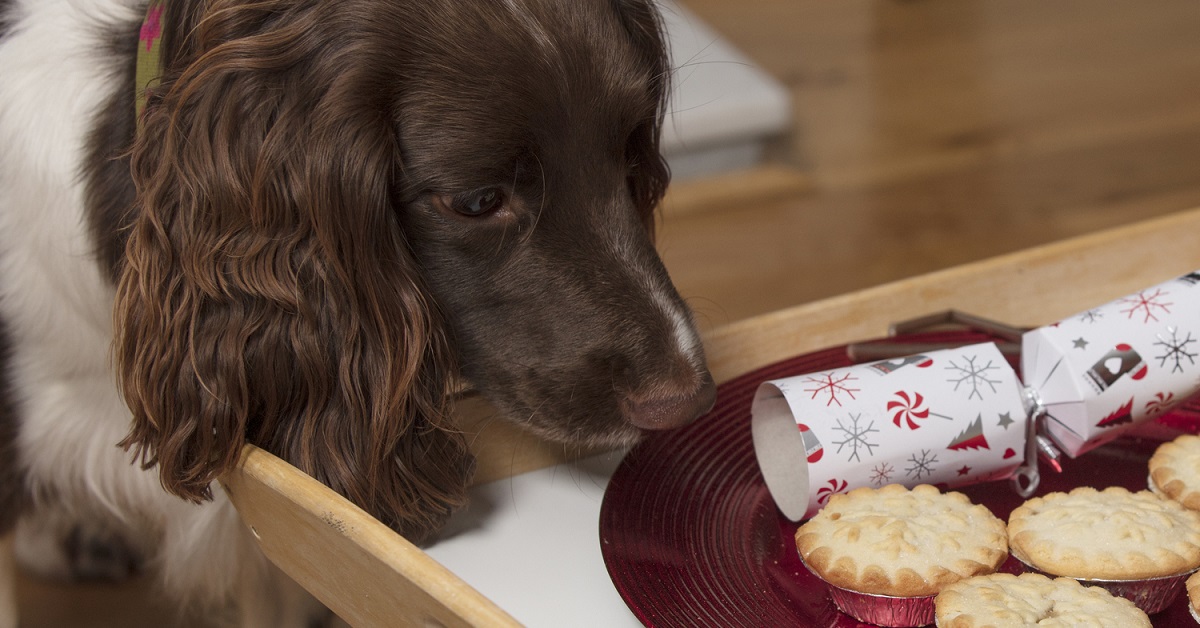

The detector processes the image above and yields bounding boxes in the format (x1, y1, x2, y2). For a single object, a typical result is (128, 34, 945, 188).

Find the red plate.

(600, 331, 1200, 626)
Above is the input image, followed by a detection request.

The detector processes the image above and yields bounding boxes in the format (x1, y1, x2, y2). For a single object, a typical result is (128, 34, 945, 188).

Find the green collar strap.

(135, 0, 165, 128)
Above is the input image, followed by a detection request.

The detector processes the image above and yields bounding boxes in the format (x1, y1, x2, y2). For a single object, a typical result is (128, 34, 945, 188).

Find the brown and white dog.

(0, 0, 715, 624)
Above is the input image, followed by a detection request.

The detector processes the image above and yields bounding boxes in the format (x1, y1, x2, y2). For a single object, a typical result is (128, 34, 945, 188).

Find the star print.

(997, 412, 1015, 430)
(1073, 337, 1089, 350)
(957, 465, 972, 476)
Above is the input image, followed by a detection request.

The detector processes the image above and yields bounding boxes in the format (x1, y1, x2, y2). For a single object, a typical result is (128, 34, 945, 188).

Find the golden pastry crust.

(794, 484, 1007, 598)
(935, 573, 1150, 628)
(1188, 570, 1200, 617)
(1149, 434, 1200, 511)
(1008, 486, 1200, 580)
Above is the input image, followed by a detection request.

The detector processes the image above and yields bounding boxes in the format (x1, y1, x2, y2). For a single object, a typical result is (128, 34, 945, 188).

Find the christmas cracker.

(753, 270, 1200, 521)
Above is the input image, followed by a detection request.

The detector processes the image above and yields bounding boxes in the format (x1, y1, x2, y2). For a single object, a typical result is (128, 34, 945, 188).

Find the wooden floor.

(18, 0, 1200, 625)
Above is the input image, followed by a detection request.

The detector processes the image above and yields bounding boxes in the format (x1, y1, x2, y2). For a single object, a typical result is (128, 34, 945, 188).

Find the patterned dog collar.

(135, 0, 165, 128)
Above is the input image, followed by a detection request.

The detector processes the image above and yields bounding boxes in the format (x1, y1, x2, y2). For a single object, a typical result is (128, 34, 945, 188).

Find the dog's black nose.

(622, 374, 717, 431)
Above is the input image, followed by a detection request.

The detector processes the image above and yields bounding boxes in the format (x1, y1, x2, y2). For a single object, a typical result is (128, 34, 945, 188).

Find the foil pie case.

(802, 555, 1194, 625)
(764, 271, 1200, 624)
(600, 326, 1200, 626)
(1013, 557, 1197, 616)
(800, 558, 936, 627)
(800, 501, 1198, 624)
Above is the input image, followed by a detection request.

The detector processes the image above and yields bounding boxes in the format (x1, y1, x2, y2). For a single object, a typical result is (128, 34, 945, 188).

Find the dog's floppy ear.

(114, 0, 472, 542)
(612, 0, 673, 237)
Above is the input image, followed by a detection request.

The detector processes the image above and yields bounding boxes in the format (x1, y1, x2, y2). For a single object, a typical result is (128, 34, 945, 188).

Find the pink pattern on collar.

(140, 5, 163, 52)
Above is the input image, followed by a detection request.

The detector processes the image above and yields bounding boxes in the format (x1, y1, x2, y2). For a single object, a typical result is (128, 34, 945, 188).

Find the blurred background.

(658, 0, 1200, 333)
(19, 0, 1200, 625)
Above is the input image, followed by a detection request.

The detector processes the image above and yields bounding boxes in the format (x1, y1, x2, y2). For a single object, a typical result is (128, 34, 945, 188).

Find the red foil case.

(801, 559, 937, 627)
(1015, 557, 1197, 615)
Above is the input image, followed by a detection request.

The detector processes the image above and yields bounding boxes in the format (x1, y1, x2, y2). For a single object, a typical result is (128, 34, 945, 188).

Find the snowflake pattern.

(945, 354, 1002, 400)
(765, 304, 1200, 502)
(831, 413, 880, 462)
(803, 371, 860, 407)
(869, 463, 895, 487)
(1120, 288, 1173, 323)
(905, 449, 939, 480)
(1154, 327, 1197, 373)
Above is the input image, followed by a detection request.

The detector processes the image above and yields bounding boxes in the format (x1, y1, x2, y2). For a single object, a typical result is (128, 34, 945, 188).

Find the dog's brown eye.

(452, 187, 505, 217)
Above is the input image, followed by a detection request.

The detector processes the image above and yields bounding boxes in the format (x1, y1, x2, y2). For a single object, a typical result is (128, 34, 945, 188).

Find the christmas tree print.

(947, 414, 991, 451)
(1096, 398, 1134, 428)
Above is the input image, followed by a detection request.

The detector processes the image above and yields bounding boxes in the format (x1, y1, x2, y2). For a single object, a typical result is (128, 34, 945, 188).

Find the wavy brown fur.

(114, 0, 472, 542)
(105, 0, 694, 547)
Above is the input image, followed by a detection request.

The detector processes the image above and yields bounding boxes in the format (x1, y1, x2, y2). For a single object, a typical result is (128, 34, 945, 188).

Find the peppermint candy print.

(888, 391, 930, 430)
(753, 342, 1026, 521)
(755, 267, 1200, 522)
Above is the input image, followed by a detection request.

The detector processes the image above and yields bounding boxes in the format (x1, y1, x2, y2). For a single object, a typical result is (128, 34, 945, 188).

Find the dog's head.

(114, 0, 714, 542)
(393, 1, 716, 445)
